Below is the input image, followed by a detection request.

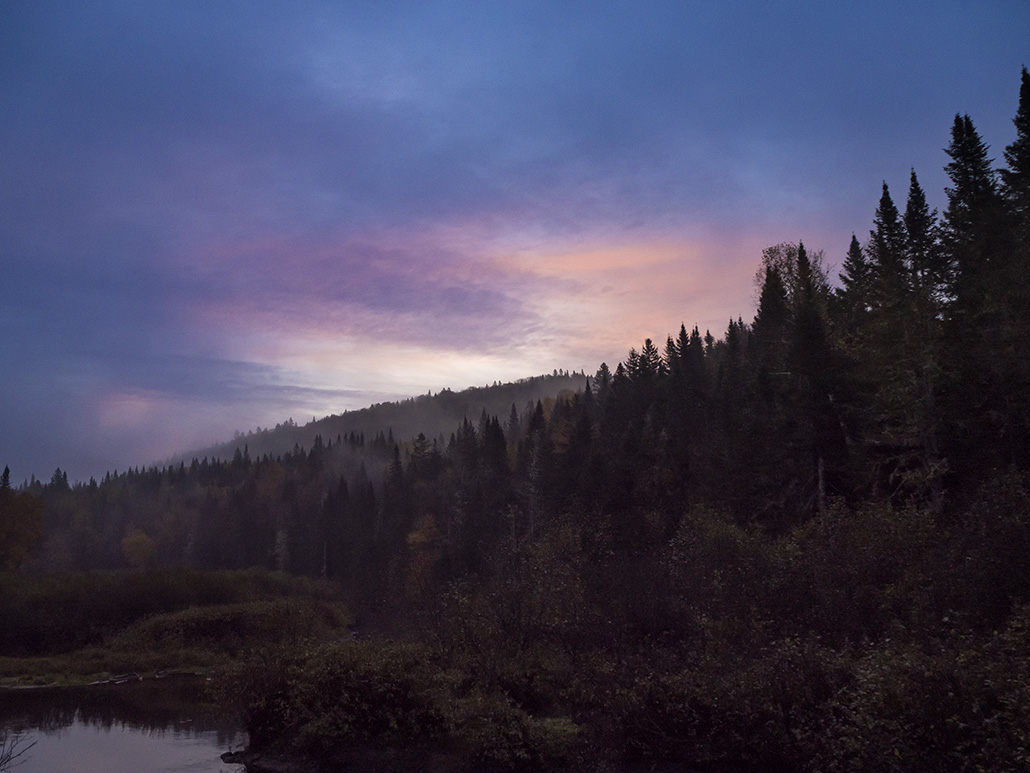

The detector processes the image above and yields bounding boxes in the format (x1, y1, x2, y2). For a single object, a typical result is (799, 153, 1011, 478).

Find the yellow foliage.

(121, 527, 156, 569)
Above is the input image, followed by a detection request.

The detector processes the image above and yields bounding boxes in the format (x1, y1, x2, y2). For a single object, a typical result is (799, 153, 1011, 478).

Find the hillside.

(169, 371, 586, 467)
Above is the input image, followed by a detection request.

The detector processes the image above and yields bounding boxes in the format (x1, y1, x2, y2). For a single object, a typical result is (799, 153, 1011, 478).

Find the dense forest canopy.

(3, 67, 1030, 772)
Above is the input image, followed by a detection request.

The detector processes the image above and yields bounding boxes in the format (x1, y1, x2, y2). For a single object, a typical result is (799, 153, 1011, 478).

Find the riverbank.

(0, 569, 351, 688)
(221, 746, 471, 773)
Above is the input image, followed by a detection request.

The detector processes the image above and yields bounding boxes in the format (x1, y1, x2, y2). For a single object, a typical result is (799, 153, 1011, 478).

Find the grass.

(0, 570, 352, 686)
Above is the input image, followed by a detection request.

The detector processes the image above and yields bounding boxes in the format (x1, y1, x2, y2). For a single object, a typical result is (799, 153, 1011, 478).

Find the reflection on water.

(0, 678, 246, 773)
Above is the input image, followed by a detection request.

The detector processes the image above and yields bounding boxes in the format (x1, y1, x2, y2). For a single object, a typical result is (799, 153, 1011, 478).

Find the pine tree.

(865, 170, 948, 511)
(943, 113, 1006, 310)
(868, 182, 908, 309)
(835, 233, 873, 326)
(636, 338, 663, 382)
(753, 264, 790, 376)
(1001, 66, 1030, 245)
(941, 110, 1026, 476)
(789, 242, 846, 518)
(791, 243, 827, 379)
(904, 169, 945, 302)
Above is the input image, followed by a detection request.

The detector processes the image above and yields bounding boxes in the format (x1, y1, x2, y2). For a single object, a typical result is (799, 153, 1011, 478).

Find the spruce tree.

(1001, 66, 1030, 243)
(868, 182, 908, 309)
(943, 113, 1006, 308)
(836, 233, 872, 319)
(904, 169, 945, 301)
(753, 264, 790, 367)
(941, 110, 1025, 476)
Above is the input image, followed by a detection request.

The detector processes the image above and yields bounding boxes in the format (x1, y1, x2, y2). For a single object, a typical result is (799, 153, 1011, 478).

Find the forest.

(2, 68, 1030, 771)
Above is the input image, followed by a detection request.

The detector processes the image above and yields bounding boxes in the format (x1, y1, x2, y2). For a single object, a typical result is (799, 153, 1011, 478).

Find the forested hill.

(3, 65, 1030, 772)
(167, 371, 586, 469)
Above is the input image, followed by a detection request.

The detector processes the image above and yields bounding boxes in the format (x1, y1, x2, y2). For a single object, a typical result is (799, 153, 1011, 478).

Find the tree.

(0, 486, 44, 570)
(0, 731, 36, 771)
(941, 110, 1028, 476)
(753, 264, 790, 366)
(1001, 66, 1030, 246)
(898, 169, 947, 510)
(49, 468, 69, 493)
(904, 169, 945, 302)
(943, 113, 1006, 311)
(121, 527, 157, 569)
(834, 233, 873, 334)
(791, 243, 828, 378)
(868, 182, 908, 309)
(788, 243, 848, 519)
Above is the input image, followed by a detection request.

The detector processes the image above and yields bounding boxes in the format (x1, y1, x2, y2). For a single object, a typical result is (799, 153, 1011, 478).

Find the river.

(0, 677, 246, 773)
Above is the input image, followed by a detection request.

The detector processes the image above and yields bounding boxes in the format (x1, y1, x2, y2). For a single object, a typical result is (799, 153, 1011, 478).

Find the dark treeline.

(0, 373, 582, 578)
(3, 68, 1030, 771)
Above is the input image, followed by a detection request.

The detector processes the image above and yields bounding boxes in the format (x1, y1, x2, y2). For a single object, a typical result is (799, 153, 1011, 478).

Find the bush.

(612, 637, 851, 770)
(447, 689, 581, 770)
(224, 641, 447, 754)
(803, 610, 1030, 772)
(109, 598, 350, 656)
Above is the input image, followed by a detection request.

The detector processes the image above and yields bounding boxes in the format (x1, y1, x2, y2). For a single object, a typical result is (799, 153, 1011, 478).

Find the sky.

(1, 1, 1027, 484)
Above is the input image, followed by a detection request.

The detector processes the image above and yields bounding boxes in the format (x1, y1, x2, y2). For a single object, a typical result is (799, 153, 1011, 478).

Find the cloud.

(2, 1, 1028, 481)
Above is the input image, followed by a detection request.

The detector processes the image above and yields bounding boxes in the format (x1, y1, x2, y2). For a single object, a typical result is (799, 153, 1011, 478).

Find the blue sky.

(1, 1, 1027, 482)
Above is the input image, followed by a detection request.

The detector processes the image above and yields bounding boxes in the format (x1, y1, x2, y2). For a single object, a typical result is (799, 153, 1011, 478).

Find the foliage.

(222, 641, 447, 753)
(108, 598, 349, 656)
(801, 611, 1030, 772)
(0, 484, 43, 570)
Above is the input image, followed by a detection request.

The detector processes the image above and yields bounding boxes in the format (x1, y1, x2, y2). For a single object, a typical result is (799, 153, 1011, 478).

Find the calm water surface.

(0, 678, 246, 773)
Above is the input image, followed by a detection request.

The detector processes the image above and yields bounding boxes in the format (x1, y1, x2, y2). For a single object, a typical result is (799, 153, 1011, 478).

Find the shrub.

(803, 610, 1030, 772)
(109, 599, 349, 656)
(446, 689, 581, 770)
(224, 641, 446, 754)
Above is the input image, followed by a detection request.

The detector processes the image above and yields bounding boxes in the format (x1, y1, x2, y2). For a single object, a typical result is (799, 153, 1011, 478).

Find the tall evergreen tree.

(752, 264, 790, 372)
(943, 113, 1006, 309)
(790, 243, 827, 379)
(941, 110, 1026, 476)
(835, 233, 873, 326)
(1001, 66, 1030, 245)
(904, 170, 945, 301)
(870, 170, 948, 511)
(868, 182, 908, 309)
(789, 242, 847, 518)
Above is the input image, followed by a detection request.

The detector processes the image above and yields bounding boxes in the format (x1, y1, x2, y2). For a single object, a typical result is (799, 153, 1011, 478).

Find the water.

(0, 678, 246, 773)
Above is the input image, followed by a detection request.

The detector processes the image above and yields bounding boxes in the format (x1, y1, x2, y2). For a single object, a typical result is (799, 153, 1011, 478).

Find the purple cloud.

(1, 0, 1027, 481)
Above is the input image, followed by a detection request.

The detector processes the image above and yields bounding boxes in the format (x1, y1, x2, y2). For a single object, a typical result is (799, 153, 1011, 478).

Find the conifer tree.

(835, 233, 873, 328)
(753, 264, 791, 387)
(1001, 66, 1030, 245)
(904, 169, 945, 301)
(943, 113, 1006, 309)
(872, 170, 947, 510)
(941, 109, 1026, 476)
(789, 242, 846, 518)
(868, 182, 908, 309)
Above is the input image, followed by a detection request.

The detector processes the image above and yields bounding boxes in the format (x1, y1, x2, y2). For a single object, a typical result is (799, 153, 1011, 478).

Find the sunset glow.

(1, 1, 1026, 482)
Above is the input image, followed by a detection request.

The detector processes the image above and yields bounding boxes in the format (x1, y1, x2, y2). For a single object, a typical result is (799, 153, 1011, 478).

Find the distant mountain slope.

(170, 372, 587, 464)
